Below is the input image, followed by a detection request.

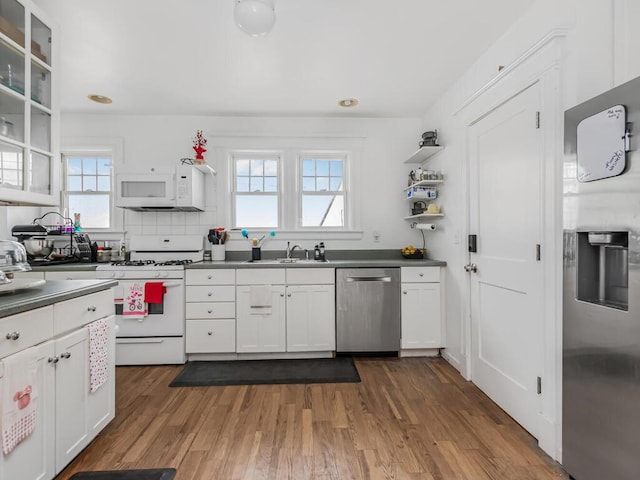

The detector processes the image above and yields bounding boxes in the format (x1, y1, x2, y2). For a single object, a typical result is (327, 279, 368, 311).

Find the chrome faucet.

(286, 241, 302, 259)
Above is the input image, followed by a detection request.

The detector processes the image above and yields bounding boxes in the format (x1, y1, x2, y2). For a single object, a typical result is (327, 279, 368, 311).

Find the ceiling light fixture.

(88, 94, 112, 104)
(234, 0, 276, 37)
(338, 98, 359, 108)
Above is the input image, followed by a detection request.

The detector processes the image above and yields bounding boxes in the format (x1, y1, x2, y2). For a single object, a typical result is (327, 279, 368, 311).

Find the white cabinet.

(285, 268, 335, 352)
(400, 267, 443, 352)
(0, 337, 55, 480)
(185, 269, 236, 354)
(53, 315, 114, 474)
(44, 270, 96, 280)
(0, 289, 115, 480)
(0, 0, 59, 206)
(236, 285, 286, 353)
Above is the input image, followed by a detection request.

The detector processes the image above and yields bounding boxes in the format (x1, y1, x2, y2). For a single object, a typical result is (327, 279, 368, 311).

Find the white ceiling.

(34, 0, 535, 118)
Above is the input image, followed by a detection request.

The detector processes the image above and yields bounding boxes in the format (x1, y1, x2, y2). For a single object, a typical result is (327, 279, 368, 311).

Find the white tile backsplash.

(122, 209, 215, 239)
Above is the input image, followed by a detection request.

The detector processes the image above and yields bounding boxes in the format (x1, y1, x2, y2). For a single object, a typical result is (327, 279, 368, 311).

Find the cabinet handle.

(60, 352, 71, 359)
(207, 275, 212, 280)
(280, 293, 285, 297)
(418, 273, 424, 277)
(48, 356, 59, 364)
(87, 305, 97, 312)
(208, 292, 213, 297)
(5, 332, 19, 340)
(207, 331, 213, 336)
(403, 291, 407, 294)
(207, 309, 213, 314)
(287, 293, 292, 297)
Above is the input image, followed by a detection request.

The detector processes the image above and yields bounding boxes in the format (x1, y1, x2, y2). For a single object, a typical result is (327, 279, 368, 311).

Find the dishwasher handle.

(345, 276, 392, 283)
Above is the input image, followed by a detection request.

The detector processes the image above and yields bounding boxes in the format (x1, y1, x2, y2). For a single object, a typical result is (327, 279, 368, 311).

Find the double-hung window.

(300, 155, 345, 227)
(232, 153, 280, 228)
(61, 152, 113, 229)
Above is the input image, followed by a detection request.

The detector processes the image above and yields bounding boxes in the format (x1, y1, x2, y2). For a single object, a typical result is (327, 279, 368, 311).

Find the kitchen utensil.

(23, 238, 54, 258)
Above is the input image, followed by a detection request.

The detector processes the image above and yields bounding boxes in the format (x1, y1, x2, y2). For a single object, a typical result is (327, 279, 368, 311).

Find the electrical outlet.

(373, 231, 381, 242)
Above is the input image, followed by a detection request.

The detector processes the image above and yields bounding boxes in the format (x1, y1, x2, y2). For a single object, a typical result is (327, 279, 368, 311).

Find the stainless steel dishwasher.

(336, 268, 400, 354)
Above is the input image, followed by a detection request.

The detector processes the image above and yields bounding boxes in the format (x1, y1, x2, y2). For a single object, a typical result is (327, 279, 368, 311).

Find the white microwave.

(115, 165, 206, 212)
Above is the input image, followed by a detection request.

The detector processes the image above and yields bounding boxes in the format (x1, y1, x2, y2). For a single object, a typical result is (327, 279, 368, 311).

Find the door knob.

(464, 263, 478, 273)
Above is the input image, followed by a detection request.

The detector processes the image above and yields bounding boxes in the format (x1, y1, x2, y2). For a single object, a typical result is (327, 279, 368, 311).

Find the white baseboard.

(188, 351, 334, 362)
(399, 348, 440, 358)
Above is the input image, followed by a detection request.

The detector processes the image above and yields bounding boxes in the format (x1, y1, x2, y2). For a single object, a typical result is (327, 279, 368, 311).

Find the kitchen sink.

(242, 258, 330, 264)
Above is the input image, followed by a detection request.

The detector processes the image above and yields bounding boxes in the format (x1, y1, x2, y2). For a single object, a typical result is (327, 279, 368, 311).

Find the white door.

(400, 282, 441, 349)
(236, 286, 286, 352)
(468, 82, 543, 437)
(286, 285, 336, 352)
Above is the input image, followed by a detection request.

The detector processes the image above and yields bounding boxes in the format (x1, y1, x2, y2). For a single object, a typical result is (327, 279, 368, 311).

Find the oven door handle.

(162, 282, 183, 288)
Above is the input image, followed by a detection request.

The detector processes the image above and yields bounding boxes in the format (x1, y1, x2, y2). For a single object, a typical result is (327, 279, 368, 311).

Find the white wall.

(57, 114, 424, 254)
(420, 0, 640, 462)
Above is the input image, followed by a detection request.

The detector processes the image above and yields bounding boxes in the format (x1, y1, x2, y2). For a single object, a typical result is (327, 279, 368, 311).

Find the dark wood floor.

(55, 357, 568, 480)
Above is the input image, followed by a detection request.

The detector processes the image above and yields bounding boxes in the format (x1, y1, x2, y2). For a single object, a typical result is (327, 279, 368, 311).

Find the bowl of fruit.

(401, 245, 425, 259)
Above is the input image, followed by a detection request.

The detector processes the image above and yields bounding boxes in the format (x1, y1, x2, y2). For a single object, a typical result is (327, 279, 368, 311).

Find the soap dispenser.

(314, 244, 320, 261)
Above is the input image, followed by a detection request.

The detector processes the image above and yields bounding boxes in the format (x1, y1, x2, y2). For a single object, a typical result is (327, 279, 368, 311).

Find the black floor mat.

(169, 357, 361, 387)
(70, 468, 176, 480)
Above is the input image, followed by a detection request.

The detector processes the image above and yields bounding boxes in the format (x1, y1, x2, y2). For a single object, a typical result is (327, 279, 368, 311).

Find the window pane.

(302, 194, 344, 227)
(302, 177, 315, 191)
(236, 176, 250, 192)
(264, 160, 277, 176)
(235, 194, 278, 228)
(67, 175, 82, 191)
(264, 176, 277, 192)
(97, 175, 110, 191)
(68, 194, 111, 228)
(236, 159, 250, 175)
(250, 177, 264, 192)
(250, 159, 264, 176)
(316, 160, 329, 176)
(97, 158, 111, 174)
(67, 157, 82, 174)
(82, 158, 96, 174)
(330, 177, 343, 191)
(302, 159, 315, 176)
(330, 160, 343, 176)
(83, 176, 97, 192)
(317, 177, 329, 191)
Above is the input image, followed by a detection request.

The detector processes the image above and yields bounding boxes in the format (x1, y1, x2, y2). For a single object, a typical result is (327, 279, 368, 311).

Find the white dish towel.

(88, 318, 109, 393)
(1, 346, 39, 455)
(249, 285, 272, 314)
(123, 283, 147, 319)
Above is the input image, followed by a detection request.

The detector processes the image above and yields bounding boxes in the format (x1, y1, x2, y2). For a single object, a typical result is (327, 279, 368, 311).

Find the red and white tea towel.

(88, 318, 109, 393)
(1, 346, 39, 455)
(123, 283, 147, 319)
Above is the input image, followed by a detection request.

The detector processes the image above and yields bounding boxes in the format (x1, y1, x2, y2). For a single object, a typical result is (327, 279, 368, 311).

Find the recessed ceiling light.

(338, 98, 358, 108)
(88, 94, 112, 104)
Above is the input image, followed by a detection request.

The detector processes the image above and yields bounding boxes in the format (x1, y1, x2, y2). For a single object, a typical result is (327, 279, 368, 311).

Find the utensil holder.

(211, 244, 226, 261)
(252, 247, 261, 261)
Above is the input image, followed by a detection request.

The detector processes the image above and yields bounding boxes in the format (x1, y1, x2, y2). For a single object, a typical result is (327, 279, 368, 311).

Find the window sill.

(228, 229, 364, 242)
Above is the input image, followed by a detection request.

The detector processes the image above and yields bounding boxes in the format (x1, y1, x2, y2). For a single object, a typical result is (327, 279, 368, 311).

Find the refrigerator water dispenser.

(577, 231, 628, 310)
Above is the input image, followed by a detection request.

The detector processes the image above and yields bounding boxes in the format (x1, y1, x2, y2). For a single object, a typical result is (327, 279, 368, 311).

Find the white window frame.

(60, 137, 124, 233)
(230, 151, 282, 229)
(297, 151, 349, 230)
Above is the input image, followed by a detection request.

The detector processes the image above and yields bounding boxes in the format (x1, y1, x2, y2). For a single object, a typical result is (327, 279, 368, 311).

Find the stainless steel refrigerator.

(563, 76, 640, 480)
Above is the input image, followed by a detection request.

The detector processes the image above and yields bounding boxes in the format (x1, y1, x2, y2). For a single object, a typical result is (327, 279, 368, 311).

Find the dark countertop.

(187, 258, 446, 269)
(0, 279, 118, 318)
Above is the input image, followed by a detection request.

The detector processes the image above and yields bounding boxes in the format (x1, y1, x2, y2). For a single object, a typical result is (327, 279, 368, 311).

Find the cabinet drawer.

(186, 302, 235, 319)
(0, 306, 54, 358)
(54, 289, 114, 335)
(286, 268, 335, 285)
(236, 268, 285, 285)
(401, 266, 440, 283)
(186, 269, 235, 286)
(186, 319, 236, 353)
(186, 285, 235, 302)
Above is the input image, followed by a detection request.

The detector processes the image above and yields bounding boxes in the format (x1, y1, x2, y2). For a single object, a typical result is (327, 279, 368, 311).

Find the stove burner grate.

(155, 259, 194, 266)
(110, 260, 155, 267)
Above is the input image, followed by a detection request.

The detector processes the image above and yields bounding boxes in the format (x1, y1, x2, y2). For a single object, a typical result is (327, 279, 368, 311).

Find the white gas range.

(96, 235, 204, 365)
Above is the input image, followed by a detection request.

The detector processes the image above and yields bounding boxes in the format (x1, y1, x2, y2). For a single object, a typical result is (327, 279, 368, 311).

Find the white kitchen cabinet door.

(286, 285, 335, 352)
(0, 340, 55, 480)
(401, 283, 441, 349)
(236, 286, 286, 353)
(54, 327, 89, 472)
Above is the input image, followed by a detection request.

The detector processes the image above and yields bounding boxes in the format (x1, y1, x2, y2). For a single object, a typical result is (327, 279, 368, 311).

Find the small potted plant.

(193, 130, 207, 164)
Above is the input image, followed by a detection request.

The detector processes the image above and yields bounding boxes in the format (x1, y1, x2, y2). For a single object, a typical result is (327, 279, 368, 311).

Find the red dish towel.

(144, 282, 166, 304)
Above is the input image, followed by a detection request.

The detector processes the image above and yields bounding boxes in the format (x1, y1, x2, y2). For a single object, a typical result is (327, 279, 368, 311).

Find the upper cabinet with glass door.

(0, 0, 57, 205)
